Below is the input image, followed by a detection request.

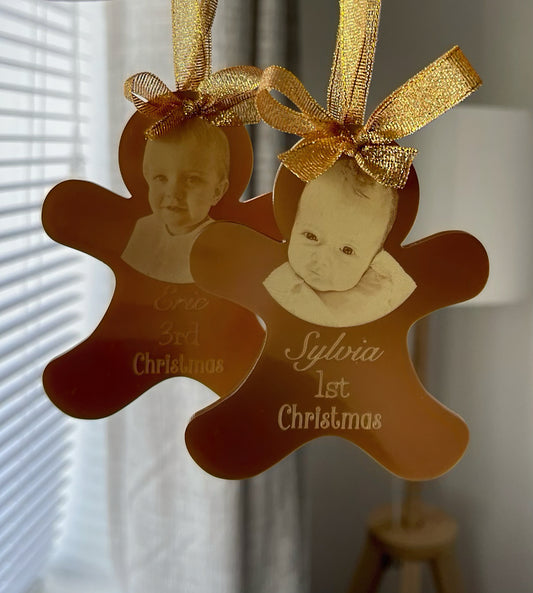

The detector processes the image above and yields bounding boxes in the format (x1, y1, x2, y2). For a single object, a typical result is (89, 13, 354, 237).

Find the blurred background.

(1, 1, 532, 592)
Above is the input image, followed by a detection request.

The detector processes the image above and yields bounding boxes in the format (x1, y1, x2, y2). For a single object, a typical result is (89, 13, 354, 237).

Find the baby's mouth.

(165, 204, 187, 213)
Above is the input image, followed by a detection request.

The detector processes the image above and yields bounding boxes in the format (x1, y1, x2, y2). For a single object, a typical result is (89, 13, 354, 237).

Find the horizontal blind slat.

(0, 275, 82, 315)
(0, 109, 88, 123)
(37, 0, 72, 14)
(0, 311, 80, 367)
(0, 528, 58, 593)
(0, 133, 82, 143)
(0, 472, 66, 539)
(0, 204, 42, 216)
(0, 369, 43, 408)
(0, 415, 69, 475)
(0, 58, 88, 82)
(0, 254, 80, 290)
(0, 178, 65, 192)
(0, 156, 75, 168)
(0, 464, 68, 527)
(0, 434, 67, 508)
(0, 6, 73, 35)
(0, 385, 45, 437)
(0, 30, 74, 58)
(0, 477, 67, 547)
(0, 83, 80, 101)
(0, 514, 59, 586)
(0, 224, 43, 242)
(0, 331, 78, 406)
(3, 0, 73, 16)
(0, 292, 80, 338)
(0, 243, 61, 266)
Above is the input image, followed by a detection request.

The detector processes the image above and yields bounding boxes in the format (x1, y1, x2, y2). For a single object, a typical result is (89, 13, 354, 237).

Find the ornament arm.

(42, 180, 135, 265)
(402, 231, 489, 317)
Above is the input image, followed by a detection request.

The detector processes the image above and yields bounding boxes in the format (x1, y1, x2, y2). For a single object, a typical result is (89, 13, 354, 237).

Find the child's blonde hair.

(156, 118, 230, 183)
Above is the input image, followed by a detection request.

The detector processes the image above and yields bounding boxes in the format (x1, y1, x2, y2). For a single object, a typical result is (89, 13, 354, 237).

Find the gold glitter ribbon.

(257, 0, 482, 188)
(124, 0, 261, 138)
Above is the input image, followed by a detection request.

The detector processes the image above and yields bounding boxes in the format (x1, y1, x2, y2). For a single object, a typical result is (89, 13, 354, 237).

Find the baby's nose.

(312, 248, 331, 268)
(164, 183, 183, 202)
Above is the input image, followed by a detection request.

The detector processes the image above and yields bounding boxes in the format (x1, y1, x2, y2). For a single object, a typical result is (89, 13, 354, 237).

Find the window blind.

(0, 2, 92, 592)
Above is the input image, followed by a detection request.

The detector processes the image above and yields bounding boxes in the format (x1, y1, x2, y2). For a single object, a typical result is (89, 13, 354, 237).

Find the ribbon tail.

(364, 46, 482, 143)
(124, 72, 176, 119)
(199, 66, 262, 101)
(205, 93, 261, 125)
(357, 144, 417, 189)
(280, 138, 345, 182)
(198, 66, 263, 125)
(145, 109, 187, 139)
(257, 65, 332, 136)
(124, 72, 172, 104)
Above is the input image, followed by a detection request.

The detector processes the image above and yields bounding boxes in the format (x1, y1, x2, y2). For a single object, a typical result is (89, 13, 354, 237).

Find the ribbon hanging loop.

(125, 0, 262, 139)
(256, 0, 482, 188)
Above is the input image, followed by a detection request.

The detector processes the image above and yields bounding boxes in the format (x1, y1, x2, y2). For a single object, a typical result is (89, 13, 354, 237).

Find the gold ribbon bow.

(124, 0, 262, 138)
(257, 0, 481, 188)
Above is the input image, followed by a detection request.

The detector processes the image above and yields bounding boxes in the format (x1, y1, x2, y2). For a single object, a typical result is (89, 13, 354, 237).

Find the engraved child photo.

(263, 158, 416, 327)
(121, 118, 230, 284)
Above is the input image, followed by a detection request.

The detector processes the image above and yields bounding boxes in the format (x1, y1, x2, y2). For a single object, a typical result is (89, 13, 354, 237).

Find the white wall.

(298, 1, 533, 591)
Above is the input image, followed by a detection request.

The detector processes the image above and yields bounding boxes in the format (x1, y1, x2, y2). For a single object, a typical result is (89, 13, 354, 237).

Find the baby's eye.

(185, 174, 204, 185)
(153, 174, 167, 183)
(303, 231, 318, 242)
(341, 245, 354, 255)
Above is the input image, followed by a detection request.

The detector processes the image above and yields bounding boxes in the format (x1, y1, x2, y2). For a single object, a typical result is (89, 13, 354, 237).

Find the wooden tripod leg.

(348, 535, 389, 593)
(430, 547, 464, 593)
(399, 561, 422, 593)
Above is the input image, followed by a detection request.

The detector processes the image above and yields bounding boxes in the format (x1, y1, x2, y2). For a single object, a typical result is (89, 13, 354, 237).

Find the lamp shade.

(409, 105, 533, 305)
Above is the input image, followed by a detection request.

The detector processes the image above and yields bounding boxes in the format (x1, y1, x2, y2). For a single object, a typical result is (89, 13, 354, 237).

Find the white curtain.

(107, 382, 243, 593)
(105, 2, 308, 592)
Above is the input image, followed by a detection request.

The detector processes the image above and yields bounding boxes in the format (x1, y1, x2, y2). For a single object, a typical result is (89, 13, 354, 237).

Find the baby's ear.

(213, 178, 230, 205)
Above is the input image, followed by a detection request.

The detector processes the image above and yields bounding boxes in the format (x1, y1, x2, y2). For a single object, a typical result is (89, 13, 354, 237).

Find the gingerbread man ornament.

(185, 0, 488, 480)
(41, 0, 280, 418)
(42, 114, 280, 418)
(185, 163, 488, 480)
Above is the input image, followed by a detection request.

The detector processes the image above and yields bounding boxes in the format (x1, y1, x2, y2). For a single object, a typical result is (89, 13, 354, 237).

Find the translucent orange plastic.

(41, 113, 279, 418)
(185, 165, 489, 481)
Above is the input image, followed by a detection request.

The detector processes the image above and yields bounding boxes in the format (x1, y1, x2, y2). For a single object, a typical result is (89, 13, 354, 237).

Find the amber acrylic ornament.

(185, 163, 488, 480)
(42, 112, 279, 419)
(41, 0, 282, 418)
(184, 0, 487, 481)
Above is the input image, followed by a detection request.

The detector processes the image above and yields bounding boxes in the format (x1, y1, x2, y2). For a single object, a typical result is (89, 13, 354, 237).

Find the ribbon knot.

(257, 0, 481, 188)
(124, 0, 262, 139)
(344, 124, 366, 151)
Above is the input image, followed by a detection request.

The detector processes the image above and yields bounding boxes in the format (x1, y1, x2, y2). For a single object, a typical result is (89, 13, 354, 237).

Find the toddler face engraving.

(143, 120, 230, 236)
